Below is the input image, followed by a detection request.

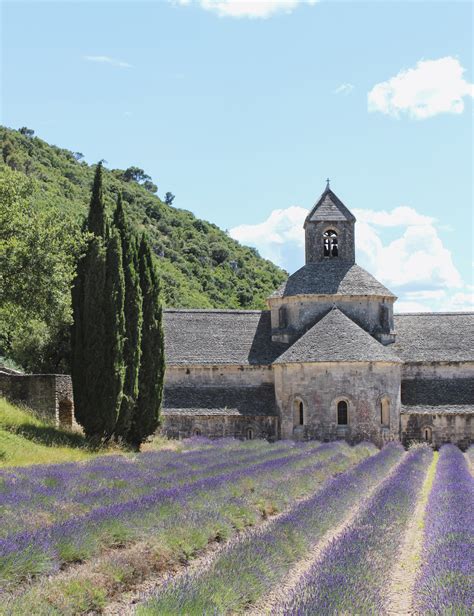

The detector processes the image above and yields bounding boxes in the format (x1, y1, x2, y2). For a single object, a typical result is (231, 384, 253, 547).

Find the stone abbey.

(2, 185, 472, 448)
(161, 185, 473, 448)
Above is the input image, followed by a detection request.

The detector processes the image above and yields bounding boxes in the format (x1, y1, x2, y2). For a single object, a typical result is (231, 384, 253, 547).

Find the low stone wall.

(401, 412, 472, 450)
(0, 373, 75, 428)
(161, 411, 278, 440)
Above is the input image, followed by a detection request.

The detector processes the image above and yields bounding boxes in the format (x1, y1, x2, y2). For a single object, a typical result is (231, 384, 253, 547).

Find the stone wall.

(268, 295, 395, 344)
(401, 412, 472, 450)
(0, 373, 75, 428)
(161, 412, 278, 440)
(165, 364, 274, 387)
(275, 361, 401, 447)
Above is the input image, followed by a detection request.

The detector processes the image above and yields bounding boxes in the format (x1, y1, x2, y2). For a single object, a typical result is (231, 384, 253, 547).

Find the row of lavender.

(413, 444, 474, 615)
(280, 444, 433, 615)
(0, 439, 330, 535)
(2, 439, 372, 589)
(138, 442, 405, 615)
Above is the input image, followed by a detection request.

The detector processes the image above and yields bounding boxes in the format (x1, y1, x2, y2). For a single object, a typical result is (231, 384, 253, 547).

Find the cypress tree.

(71, 163, 125, 441)
(113, 194, 143, 441)
(71, 236, 107, 438)
(87, 162, 107, 237)
(128, 235, 165, 448)
(100, 230, 126, 440)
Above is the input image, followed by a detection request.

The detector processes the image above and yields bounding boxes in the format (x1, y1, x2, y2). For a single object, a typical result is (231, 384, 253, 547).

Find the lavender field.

(1, 439, 473, 615)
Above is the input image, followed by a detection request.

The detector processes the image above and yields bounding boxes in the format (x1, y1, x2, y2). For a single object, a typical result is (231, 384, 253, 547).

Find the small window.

(323, 230, 338, 258)
(424, 427, 432, 442)
(337, 400, 348, 425)
(279, 306, 288, 329)
(246, 427, 254, 440)
(193, 428, 201, 436)
(293, 398, 305, 427)
(380, 397, 390, 428)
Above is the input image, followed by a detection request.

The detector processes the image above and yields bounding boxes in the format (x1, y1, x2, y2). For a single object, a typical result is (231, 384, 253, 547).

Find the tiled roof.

(163, 310, 474, 367)
(305, 187, 356, 223)
(274, 308, 401, 364)
(401, 405, 473, 415)
(401, 377, 474, 406)
(163, 310, 286, 365)
(394, 313, 474, 362)
(162, 385, 277, 416)
(270, 262, 395, 299)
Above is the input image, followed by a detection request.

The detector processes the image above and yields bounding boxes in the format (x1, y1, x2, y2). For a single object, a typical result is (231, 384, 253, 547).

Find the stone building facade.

(2, 185, 471, 449)
(162, 185, 473, 448)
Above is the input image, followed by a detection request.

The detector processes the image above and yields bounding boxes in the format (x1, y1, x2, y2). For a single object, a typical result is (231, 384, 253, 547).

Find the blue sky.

(2, 0, 473, 311)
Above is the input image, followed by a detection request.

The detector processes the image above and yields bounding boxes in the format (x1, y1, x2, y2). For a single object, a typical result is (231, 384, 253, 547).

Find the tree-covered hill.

(0, 126, 286, 372)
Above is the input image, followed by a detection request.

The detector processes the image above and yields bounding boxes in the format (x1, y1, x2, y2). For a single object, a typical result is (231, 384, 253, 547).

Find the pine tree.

(113, 194, 143, 441)
(128, 235, 165, 448)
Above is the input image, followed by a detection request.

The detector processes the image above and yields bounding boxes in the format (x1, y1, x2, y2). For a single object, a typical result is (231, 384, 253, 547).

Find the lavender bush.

(138, 442, 403, 615)
(413, 444, 474, 615)
(1, 439, 367, 587)
(280, 445, 433, 615)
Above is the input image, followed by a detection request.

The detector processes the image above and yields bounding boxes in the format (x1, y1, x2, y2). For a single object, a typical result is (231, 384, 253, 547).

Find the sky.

(1, 0, 473, 312)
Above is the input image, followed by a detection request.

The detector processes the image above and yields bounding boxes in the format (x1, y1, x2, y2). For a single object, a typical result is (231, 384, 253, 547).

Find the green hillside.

(0, 126, 286, 372)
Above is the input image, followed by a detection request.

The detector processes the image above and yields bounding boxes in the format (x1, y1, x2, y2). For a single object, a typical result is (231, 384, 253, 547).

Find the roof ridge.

(394, 312, 474, 316)
(164, 309, 266, 314)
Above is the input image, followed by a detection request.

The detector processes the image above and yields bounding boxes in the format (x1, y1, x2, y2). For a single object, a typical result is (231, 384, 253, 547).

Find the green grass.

(0, 397, 103, 466)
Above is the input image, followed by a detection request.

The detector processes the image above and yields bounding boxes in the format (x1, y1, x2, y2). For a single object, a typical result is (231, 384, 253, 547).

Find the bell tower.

(304, 181, 356, 264)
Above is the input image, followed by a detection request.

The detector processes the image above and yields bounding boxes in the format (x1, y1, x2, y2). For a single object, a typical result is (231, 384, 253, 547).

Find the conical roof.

(274, 308, 401, 364)
(270, 262, 395, 299)
(305, 187, 356, 225)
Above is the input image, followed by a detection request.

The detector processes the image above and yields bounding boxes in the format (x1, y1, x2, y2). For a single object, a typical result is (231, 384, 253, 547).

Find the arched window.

(424, 427, 432, 442)
(246, 427, 254, 440)
(293, 398, 305, 427)
(380, 397, 390, 428)
(323, 230, 338, 257)
(337, 400, 348, 425)
(193, 428, 201, 437)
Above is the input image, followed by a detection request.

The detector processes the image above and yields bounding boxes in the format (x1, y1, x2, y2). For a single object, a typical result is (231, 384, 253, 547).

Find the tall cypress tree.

(87, 162, 107, 237)
(128, 235, 165, 448)
(113, 194, 142, 441)
(100, 230, 126, 440)
(71, 163, 125, 441)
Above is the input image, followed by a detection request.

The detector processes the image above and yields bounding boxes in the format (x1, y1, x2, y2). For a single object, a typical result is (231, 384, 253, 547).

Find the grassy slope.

(0, 125, 286, 309)
(0, 397, 99, 466)
(0, 398, 179, 467)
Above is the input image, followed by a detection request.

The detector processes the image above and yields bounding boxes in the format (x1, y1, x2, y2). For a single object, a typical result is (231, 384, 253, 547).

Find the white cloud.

(173, 0, 318, 18)
(230, 206, 307, 270)
(229, 203, 473, 312)
(334, 83, 354, 95)
(84, 55, 132, 69)
(354, 206, 434, 227)
(368, 56, 474, 119)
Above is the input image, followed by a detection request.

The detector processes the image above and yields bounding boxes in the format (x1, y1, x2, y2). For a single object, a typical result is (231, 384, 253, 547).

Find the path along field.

(1, 440, 473, 615)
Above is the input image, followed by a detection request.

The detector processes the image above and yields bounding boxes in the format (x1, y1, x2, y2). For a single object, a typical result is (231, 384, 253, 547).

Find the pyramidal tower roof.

(305, 183, 356, 225)
(275, 308, 401, 364)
